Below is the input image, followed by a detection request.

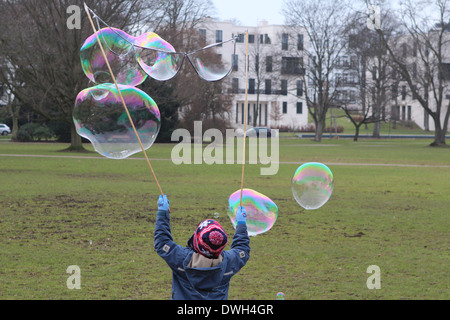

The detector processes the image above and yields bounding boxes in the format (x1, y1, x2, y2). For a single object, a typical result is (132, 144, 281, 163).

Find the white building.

(386, 30, 450, 132)
(342, 28, 450, 133)
(197, 19, 308, 130)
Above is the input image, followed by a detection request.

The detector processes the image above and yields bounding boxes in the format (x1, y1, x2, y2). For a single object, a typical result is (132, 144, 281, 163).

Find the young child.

(154, 194, 250, 300)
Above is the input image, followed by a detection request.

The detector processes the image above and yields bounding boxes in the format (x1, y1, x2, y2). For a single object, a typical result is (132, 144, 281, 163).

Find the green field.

(0, 138, 449, 300)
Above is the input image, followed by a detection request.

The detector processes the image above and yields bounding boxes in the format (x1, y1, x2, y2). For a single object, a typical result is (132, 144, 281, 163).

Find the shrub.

(325, 125, 344, 133)
(15, 123, 54, 142)
(34, 126, 54, 141)
(299, 124, 316, 132)
(20, 123, 41, 140)
(15, 129, 32, 142)
(275, 125, 290, 132)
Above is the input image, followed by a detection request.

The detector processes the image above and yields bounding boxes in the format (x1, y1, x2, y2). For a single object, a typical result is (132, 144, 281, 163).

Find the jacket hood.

(182, 252, 226, 291)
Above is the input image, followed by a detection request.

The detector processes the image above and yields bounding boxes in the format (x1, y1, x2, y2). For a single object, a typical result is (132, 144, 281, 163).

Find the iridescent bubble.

(80, 27, 146, 86)
(187, 39, 235, 81)
(135, 33, 180, 81)
(136, 36, 235, 81)
(291, 162, 334, 210)
(228, 188, 278, 237)
(276, 292, 285, 300)
(80, 27, 176, 86)
(73, 84, 161, 159)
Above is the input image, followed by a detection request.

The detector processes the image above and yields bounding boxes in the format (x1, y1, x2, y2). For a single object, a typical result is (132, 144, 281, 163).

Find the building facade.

(197, 19, 308, 130)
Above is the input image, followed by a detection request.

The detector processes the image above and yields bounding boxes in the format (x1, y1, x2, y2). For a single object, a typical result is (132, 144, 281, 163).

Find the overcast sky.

(209, 1, 439, 28)
(210, 0, 286, 26)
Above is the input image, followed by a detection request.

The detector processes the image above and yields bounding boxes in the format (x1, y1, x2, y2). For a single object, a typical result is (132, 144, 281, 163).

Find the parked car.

(245, 127, 272, 138)
(0, 124, 11, 135)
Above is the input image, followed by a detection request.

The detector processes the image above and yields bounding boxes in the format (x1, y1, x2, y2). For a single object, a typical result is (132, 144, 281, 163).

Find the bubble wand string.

(83, 3, 165, 198)
(239, 31, 249, 208)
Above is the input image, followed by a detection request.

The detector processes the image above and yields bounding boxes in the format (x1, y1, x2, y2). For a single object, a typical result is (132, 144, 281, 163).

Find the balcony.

(227, 88, 288, 96)
(281, 67, 305, 76)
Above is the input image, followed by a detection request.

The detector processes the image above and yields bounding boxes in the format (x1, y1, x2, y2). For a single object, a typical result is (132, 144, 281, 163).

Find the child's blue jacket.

(154, 210, 250, 300)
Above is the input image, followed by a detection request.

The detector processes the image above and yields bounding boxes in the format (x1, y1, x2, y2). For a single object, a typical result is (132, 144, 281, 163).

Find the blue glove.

(158, 194, 170, 212)
(236, 206, 247, 225)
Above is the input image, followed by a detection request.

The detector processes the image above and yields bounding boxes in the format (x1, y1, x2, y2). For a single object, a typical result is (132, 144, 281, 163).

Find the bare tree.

(283, 0, 351, 142)
(239, 33, 281, 128)
(140, 0, 226, 137)
(0, 0, 144, 149)
(269, 102, 284, 127)
(0, 59, 21, 139)
(143, 0, 214, 50)
(339, 8, 399, 139)
(371, 0, 450, 146)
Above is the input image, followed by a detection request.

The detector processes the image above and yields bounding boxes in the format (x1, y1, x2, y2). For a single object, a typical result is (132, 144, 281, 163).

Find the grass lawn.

(284, 108, 435, 138)
(0, 138, 449, 300)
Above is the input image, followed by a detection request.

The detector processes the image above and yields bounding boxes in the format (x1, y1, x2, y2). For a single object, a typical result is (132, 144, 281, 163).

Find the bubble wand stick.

(239, 31, 249, 208)
(83, 3, 165, 197)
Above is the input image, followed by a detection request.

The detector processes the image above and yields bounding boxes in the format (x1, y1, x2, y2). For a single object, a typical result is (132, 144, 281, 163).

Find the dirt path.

(1, 153, 449, 168)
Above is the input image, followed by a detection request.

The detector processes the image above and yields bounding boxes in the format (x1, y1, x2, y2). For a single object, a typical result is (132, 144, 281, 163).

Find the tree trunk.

(11, 116, 19, 140)
(373, 121, 380, 138)
(430, 123, 447, 147)
(66, 121, 85, 151)
(354, 125, 360, 142)
(315, 118, 325, 142)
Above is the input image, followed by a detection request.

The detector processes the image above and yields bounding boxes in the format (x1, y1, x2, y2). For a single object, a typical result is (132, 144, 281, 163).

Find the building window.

(265, 104, 268, 126)
(296, 80, 303, 96)
(441, 62, 450, 80)
(391, 84, 398, 99)
(401, 86, 407, 100)
(265, 79, 272, 94)
(402, 105, 406, 120)
(372, 66, 377, 80)
(282, 33, 289, 50)
(296, 102, 303, 114)
(281, 57, 303, 75)
(232, 78, 239, 93)
(241, 104, 245, 124)
(199, 29, 206, 43)
(236, 33, 245, 43)
(236, 103, 239, 124)
(297, 34, 304, 50)
(260, 34, 271, 44)
(216, 30, 223, 44)
(282, 102, 288, 114)
(259, 104, 262, 126)
(249, 79, 255, 94)
(266, 56, 273, 72)
(281, 80, 288, 95)
(407, 105, 411, 120)
(232, 54, 238, 72)
(248, 34, 255, 43)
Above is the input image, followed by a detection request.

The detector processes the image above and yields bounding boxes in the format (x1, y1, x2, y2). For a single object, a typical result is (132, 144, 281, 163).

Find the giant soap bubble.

(291, 162, 334, 210)
(80, 27, 176, 86)
(134, 33, 184, 81)
(228, 188, 278, 236)
(73, 84, 161, 159)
